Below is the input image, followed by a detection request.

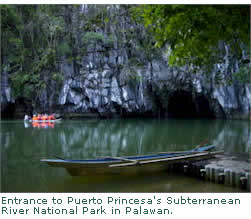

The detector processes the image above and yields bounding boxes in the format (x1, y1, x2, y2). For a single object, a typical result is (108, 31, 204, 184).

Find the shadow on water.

(1, 118, 250, 192)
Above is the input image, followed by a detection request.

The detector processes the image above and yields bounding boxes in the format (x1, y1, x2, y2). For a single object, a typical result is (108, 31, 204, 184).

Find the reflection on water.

(24, 121, 55, 129)
(1, 118, 250, 192)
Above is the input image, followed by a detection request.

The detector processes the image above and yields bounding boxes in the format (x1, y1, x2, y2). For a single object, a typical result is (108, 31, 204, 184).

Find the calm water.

(1, 118, 250, 192)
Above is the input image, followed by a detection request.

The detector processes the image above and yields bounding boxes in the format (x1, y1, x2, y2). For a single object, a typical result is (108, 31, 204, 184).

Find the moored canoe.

(41, 145, 221, 176)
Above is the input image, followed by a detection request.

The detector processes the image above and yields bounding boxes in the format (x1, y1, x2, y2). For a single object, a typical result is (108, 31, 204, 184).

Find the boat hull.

(29, 118, 62, 123)
(66, 162, 171, 176)
(41, 145, 220, 176)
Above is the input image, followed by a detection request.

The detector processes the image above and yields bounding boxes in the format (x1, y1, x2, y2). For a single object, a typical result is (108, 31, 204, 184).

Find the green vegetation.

(132, 5, 250, 69)
(231, 65, 250, 85)
(1, 5, 250, 110)
(1, 5, 66, 102)
(82, 31, 115, 49)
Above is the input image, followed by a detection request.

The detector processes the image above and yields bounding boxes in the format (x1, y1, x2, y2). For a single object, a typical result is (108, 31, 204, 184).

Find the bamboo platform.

(173, 153, 251, 191)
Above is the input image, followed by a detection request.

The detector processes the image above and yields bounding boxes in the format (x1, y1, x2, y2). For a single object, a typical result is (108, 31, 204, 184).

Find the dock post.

(205, 166, 210, 181)
(215, 168, 220, 183)
(209, 167, 216, 182)
(193, 164, 198, 177)
(224, 169, 230, 186)
(246, 173, 251, 192)
(200, 169, 206, 180)
(235, 172, 242, 188)
(217, 168, 225, 184)
(197, 165, 204, 178)
(229, 171, 236, 187)
(183, 164, 189, 174)
(240, 175, 248, 190)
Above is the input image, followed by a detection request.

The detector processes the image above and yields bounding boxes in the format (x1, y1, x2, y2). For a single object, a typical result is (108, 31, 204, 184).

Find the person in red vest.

(42, 114, 48, 121)
(32, 114, 38, 121)
(48, 114, 56, 121)
(51, 114, 56, 120)
(37, 114, 42, 120)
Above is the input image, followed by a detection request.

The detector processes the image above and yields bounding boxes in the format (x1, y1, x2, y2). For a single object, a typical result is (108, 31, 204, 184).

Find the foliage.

(58, 42, 71, 56)
(82, 31, 115, 48)
(232, 66, 250, 84)
(1, 5, 71, 106)
(2, 4, 249, 111)
(82, 32, 106, 45)
(132, 5, 250, 68)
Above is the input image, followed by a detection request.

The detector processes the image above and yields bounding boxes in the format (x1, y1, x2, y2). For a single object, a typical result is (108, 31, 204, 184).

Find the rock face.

(58, 62, 154, 117)
(1, 65, 15, 117)
(0, 5, 250, 119)
(56, 46, 250, 119)
(1, 46, 250, 119)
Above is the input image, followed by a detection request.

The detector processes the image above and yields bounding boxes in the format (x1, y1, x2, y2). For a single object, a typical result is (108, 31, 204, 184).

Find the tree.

(1, 5, 67, 110)
(132, 5, 250, 69)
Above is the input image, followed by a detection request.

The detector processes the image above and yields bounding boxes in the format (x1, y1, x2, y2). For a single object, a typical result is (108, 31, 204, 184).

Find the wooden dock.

(172, 153, 251, 191)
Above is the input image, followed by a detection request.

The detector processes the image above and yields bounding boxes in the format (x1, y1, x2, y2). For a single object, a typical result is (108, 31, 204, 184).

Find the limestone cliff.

(1, 5, 250, 119)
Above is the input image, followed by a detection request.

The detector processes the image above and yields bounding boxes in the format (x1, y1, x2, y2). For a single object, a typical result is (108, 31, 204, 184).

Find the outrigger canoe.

(41, 145, 221, 176)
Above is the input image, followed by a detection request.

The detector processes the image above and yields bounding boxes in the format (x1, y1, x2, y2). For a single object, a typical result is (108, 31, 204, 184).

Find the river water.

(1, 118, 250, 192)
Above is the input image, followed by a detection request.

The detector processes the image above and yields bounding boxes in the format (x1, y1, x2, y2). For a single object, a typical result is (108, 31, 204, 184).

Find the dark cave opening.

(167, 90, 215, 119)
(194, 95, 216, 118)
(1, 97, 34, 119)
(1, 103, 16, 118)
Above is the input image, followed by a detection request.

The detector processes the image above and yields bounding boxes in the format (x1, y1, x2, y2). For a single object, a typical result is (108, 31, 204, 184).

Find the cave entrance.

(167, 90, 215, 118)
(1, 103, 16, 118)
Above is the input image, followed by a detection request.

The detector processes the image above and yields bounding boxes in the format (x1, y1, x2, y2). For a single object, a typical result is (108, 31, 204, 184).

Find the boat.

(24, 114, 62, 123)
(29, 118, 62, 123)
(41, 145, 222, 176)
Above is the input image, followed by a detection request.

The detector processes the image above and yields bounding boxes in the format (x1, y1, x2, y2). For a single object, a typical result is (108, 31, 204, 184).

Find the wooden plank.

(157, 151, 204, 155)
(109, 151, 223, 168)
(102, 156, 139, 163)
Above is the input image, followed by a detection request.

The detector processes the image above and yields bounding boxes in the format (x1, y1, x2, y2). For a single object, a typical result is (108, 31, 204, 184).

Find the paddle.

(195, 138, 209, 149)
(54, 155, 65, 160)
